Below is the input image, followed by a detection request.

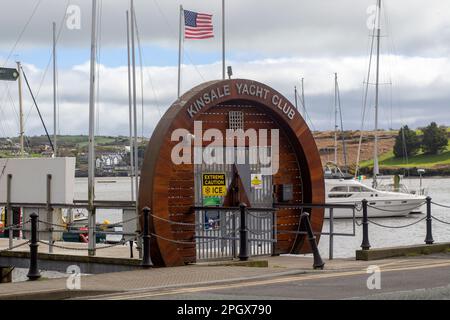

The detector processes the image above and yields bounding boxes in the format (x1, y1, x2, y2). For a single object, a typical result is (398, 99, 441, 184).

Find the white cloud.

(1, 1, 449, 138)
(1, 54, 449, 138)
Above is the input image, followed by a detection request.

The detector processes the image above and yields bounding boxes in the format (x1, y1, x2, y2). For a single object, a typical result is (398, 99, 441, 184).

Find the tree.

(422, 122, 448, 155)
(393, 125, 420, 158)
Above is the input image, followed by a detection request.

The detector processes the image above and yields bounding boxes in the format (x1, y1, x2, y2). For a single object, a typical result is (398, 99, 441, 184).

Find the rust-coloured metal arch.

(139, 79, 324, 267)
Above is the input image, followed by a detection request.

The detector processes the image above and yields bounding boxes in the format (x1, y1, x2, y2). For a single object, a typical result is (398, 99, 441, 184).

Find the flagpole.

(177, 5, 183, 98)
(294, 86, 298, 109)
(222, 0, 225, 80)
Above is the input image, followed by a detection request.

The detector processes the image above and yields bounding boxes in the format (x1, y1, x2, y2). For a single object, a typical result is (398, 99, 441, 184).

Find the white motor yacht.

(325, 178, 426, 218)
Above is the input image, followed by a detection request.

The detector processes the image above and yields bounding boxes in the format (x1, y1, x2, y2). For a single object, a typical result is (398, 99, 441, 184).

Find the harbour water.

(75, 176, 450, 259)
(74, 177, 136, 224)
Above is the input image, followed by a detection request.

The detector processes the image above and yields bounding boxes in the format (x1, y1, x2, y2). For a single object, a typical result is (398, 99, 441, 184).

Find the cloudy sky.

(0, 0, 449, 138)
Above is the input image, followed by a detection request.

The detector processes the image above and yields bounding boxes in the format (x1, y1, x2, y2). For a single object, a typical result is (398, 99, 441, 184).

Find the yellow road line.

(104, 260, 450, 300)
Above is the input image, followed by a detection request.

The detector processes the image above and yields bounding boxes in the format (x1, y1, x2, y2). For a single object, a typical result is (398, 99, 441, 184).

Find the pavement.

(1, 253, 450, 300)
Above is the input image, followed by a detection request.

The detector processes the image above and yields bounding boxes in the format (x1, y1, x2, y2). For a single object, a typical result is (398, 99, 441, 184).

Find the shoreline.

(357, 166, 450, 177)
(74, 172, 450, 179)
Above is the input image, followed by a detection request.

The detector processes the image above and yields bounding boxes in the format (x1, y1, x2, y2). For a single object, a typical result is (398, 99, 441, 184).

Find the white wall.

(0, 157, 75, 204)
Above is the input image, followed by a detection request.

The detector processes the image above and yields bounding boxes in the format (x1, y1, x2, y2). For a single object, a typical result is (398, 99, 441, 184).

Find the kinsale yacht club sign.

(186, 81, 297, 121)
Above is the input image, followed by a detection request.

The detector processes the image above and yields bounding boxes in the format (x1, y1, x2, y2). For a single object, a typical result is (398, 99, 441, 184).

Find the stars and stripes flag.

(184, 9, 214, 40)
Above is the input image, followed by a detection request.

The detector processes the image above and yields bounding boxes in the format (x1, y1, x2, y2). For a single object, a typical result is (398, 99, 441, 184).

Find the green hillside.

(361, 140, 450, 169)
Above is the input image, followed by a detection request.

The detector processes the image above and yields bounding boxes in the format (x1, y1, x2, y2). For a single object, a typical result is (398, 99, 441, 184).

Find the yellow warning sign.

(251, 174, 263, 189)
(202, 173, 227, 197)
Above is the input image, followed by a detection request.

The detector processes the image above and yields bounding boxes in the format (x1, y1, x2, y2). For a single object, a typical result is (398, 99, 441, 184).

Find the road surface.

(95, 257, 450, 300)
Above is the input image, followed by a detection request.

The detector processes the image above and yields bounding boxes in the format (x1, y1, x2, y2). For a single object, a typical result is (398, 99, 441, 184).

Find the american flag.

(184, 10, 214, 40)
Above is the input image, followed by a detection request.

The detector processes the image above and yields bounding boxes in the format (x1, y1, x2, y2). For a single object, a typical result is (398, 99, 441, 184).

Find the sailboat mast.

(373, 0, 381, 188)
(131, 0, 139, 211)
(52, 22, 57, 157)
(337, 74, 348, 172)
(126, 11, 134, 201)
(16, 61, 24, 157)
(87, 0, 98, 256)
(301, 78, 306, 118)
(334, 73, 338, 165)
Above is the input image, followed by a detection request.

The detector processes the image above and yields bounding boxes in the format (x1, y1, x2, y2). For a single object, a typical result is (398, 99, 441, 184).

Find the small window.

(229, 111, 244, 130)
(329, 193, 352, 198)
(330, 186, 348, 192)
(349, 186, 362, 192)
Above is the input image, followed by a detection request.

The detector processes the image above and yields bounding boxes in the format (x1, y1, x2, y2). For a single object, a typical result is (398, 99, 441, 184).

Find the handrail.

(274, 203, 356, 209)
(0, 200, 136, 209)
(192, 206, 274, 212)
(193, 203, 356, 211)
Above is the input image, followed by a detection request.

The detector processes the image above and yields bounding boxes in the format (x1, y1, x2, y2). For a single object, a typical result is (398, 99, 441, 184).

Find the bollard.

(360, 199, 371, 250)
(238, 203, 249, 261)
(329, 208, 334, 260)
(27, 213, 41, 281)
(7, 174, 13, 249)
(425, 196, 434, 245)
(271, 209, 278, 256)
(141, 207, 153, 268)
(129, 240, 134, 259)
(0, 267, 14, 283)
(301, 212, 324, 270)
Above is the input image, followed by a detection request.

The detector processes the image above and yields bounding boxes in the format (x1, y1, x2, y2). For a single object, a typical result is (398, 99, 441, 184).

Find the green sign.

(0, 68, 19, 81)
(203, 196, 221, 207)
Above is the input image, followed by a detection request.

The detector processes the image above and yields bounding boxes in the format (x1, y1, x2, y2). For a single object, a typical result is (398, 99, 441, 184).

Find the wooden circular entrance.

(139, 79, 324, 267)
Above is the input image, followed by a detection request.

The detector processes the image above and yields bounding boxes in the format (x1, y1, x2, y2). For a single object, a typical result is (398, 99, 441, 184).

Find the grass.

(0, 151, 12, 158)
(76, 136, 117, 148)
(361, 141, 450, 169)
(30, 135, 121, 148)
(0, 152, 42, 158)
(359, 151, 395, 168)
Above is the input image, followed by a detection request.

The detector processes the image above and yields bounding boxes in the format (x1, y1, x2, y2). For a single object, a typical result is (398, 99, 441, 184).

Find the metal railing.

(2, 201, 357, 263)
(359, 196, 450, 251)
(0, 200, 138, 255)
(274, 203, 357, 260)
(192, 203, 357, 261)
(2, 210, 144, 281)
(192, 205, 275, 261)
(0, 202, 368, 277)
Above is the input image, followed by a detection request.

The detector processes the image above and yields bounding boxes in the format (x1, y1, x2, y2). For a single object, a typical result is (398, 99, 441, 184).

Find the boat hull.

(325, 198, 425, 218)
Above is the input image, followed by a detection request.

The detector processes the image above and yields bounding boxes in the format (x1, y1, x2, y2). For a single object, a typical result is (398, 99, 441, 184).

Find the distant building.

(95, 152, 127, 175)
